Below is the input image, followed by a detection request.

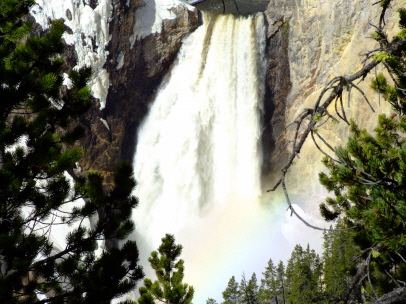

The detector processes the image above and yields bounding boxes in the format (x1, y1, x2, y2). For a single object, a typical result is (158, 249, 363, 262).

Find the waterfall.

(131, 12, 274, 301)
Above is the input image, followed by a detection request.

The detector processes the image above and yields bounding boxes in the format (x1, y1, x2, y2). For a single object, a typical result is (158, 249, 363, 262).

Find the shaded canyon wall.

(76, 1, 201, 187)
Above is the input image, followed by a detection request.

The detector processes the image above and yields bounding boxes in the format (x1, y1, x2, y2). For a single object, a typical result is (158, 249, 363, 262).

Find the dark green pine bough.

(136, 234, 194, 304)
(0, 1, 144, 303)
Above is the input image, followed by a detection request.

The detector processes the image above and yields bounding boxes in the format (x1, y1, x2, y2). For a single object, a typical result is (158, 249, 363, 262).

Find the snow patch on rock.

(31, 0, 112, 109)
(130, 0, 195, 46)
(62, 73, 73, 89)
(116, 51, 124, 70)
(99, 118, 111, 131)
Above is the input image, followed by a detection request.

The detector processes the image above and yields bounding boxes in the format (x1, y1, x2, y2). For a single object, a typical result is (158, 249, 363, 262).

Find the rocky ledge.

(77, 1, 201, 187)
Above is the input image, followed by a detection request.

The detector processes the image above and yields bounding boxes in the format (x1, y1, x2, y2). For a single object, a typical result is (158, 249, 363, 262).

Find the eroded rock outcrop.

(77, 1, 201, 187)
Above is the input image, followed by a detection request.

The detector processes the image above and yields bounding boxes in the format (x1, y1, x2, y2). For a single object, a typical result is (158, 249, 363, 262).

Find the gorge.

(28, 0, 404, 302)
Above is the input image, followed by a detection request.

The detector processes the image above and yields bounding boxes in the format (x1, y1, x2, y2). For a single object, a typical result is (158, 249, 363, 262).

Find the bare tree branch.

(340, 244, 382, 303)
(369, 286, 406, 304)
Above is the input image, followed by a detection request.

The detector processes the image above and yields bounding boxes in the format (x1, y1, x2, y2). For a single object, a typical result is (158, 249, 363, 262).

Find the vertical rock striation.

(262, 0, 403, 190)
(262, 6, 291, 178)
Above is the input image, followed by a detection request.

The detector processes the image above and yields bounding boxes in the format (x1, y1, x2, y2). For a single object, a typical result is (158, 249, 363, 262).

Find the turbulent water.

(131, 12, 272, 302)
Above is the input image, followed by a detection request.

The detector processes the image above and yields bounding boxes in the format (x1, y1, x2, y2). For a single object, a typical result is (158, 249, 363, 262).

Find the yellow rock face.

(265, 0, 403, 212)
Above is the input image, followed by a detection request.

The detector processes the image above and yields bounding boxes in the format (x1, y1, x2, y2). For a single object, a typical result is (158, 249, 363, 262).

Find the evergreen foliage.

(257, 259, 278, 304)
(284, 245, 322, 304)
(318, 112, 406, 252)
(216, 219, 401, 304)
(322, 220, 361, 302)
(275, 261, 286, 304)
(137, 234, 194, 304)
(239, 273, 259, 304)
(221, 275, 240, 304)
(0, 1, 144, 303)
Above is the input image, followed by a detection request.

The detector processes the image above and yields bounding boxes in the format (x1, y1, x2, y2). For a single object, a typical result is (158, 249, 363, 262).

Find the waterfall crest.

(132, 12, 267, 301)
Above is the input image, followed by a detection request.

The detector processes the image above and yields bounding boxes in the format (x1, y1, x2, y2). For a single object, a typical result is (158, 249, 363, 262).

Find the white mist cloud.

(281, 203, 329, 253)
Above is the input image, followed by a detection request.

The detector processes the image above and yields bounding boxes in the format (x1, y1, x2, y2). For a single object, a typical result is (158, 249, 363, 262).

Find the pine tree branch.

(33, 291, 76, 304)
(339, 244, 383, 303)
(367, 251, 378, 300)
(232, 0, 240, 15)
(395, 252, 406, 263)
(368, 286, 406, 304)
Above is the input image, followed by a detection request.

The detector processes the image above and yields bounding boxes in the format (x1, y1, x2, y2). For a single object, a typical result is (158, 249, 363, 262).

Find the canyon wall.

(76, 1, 201, 187)
(263, 0, 403, 204)
(31, 0, 200, 187)
(32, 0, 404, 191)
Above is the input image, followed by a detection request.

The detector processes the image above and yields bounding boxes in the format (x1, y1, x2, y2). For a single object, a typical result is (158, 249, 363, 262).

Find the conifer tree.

(137, 234, 194, 304)
(284, 245, 322, 303)
(258, 259, 279, 304)
(221, 275, 240, 304)
(206, 298, 218, 304)
(276, 261, 286, 304)
(0, 1, 144, 303)
(240, 273, 259, 304)
(322, 219, 361, 302)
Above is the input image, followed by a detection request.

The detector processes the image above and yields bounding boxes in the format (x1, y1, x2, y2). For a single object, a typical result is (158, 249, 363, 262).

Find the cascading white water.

(131, 12, 282, 302)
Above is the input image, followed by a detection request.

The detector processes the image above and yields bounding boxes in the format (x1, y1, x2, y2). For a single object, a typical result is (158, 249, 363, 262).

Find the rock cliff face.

(76, 1, 201, 187)
(262, 8, 291, 177)
(40, 0, 402, 191)
(263, 0, 402, 204)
